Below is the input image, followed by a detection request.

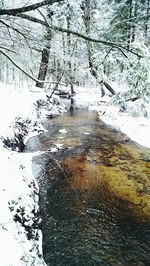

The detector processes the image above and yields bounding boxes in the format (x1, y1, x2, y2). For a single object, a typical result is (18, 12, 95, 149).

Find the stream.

(25, 111, 150, 266)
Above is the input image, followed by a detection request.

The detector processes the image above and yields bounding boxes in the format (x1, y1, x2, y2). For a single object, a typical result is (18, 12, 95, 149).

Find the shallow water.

(25, 110, 150, 266)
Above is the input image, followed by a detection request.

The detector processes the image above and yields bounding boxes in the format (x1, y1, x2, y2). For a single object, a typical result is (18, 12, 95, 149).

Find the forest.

(0, 0, 150, 113)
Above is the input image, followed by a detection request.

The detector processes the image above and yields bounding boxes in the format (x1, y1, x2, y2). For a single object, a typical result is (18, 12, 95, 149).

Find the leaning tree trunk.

(36, 28, 52, 88)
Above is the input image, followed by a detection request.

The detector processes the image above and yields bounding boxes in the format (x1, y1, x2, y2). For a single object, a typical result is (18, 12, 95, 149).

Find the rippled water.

(25, 111, 150, 266)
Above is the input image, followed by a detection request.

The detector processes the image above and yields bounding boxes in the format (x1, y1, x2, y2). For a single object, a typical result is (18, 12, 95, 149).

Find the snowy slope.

(0, 83, 66, 266)
(0, 150, 46, 266)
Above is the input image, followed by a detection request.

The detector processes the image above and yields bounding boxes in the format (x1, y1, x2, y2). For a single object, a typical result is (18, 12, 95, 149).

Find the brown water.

(25, 110, 150, 266)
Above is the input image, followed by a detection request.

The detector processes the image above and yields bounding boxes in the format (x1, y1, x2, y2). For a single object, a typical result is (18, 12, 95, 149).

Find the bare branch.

(48, 72, 64, 98)
(126, 96, 139, 102)
(0, 19, 39, 54)
(117, 48, 128, 58)
(16, 13, 50, 26)
(102, 81, 116, 95)
(0, 45, 18, 53)
(0, 19, 27, 40)
(0, 49, 61, 84)
(113, 13, 150, 27)
(102, 48, 113, 63)
(0, 0, 62, 16)
(37, 9, 49, 25)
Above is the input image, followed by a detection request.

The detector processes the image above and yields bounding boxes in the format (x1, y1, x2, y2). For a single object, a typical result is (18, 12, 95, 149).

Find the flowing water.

(25, 111, 150, 266)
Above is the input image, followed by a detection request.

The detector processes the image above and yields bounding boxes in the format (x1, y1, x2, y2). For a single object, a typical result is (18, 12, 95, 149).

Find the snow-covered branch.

(0, 0, 62, 16)
(0, 45, 18, 53)
(16, 13, 143, 58)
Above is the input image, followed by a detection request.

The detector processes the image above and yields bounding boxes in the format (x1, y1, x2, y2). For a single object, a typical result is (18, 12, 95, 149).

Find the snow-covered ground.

(73, 86, 150, 149)
(0, 82, 150, 266)
(100, 105, 150, 148)
(0, 82, 66, 266)
(0, 150, 46, 266)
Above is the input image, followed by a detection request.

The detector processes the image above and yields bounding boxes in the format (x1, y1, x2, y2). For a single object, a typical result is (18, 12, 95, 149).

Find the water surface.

(25, 111, 150, 266)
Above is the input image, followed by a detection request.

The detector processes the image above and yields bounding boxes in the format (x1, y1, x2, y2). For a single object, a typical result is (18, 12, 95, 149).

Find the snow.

(73, 85, 150, 149)
(73, 86, 102, 109)
(0, 81, 150, 266)
(0, 151, 46, 266)
(84, 132, 91, 135)
(100, 109, 150, 148)
(53, 143, 64, 150)
(0, 82, 66, 266)
(58, 128, 68, 134)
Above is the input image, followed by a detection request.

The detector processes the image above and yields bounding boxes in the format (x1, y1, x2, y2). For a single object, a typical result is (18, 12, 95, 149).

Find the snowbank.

(0, 150, 46, 266)
(100, 109, 150, 148)
(73, 85, 150, 149)
(0, 82, 67, 265)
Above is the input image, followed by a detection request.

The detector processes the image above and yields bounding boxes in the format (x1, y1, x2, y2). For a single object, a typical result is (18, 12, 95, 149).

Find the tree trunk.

(127, 0, 133, 49)
(55, 59, 61, 81)
(67, 15, 72, 75)
(145, 0, 150, 38)
(36, 28, 52, 88)
(127, 0, 137, 47)
(83, 0, 105, 96)
(36, 46, 50, 88)
(102, 81, 115, 95)
(131, 1, 137, 43)
(62, 32, 66, 69)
